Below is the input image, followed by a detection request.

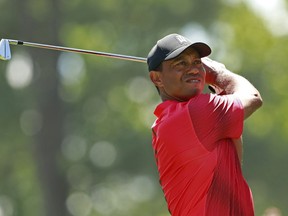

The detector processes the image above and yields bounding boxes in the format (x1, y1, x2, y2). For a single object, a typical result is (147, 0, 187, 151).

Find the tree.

(0, 0, 287, 215)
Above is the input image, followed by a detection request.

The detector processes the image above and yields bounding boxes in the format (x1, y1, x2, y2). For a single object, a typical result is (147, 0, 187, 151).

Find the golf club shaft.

(7, 39, 147, 63)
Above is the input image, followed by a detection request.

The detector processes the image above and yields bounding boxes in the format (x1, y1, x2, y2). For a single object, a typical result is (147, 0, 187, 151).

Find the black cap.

(147, 33, 211, 71)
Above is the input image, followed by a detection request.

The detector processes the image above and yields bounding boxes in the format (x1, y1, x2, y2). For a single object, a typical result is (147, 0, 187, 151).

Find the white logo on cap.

(176, 35, 188, 44)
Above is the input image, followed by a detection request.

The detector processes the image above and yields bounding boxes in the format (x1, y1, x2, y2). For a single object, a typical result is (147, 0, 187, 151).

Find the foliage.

(0, 0, 287, 215)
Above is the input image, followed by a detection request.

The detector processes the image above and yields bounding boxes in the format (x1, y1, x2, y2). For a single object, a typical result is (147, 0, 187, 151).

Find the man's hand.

(202, 57, 226, 85)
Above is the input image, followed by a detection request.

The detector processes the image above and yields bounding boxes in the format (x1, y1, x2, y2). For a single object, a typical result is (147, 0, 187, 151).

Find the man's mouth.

(185, 77, 201, 83)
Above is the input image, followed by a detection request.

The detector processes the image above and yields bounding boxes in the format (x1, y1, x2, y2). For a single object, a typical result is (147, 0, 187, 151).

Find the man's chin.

(180, 92, 201, 101)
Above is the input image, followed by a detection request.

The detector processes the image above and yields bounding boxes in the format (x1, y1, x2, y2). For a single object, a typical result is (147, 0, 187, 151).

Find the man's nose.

(187, 66, 200, 74)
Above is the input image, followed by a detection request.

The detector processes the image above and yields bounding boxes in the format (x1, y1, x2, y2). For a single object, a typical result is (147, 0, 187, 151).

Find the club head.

(0, 39, 11, 60)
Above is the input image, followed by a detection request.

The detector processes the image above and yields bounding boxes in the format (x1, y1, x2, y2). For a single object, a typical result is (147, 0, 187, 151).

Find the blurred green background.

(0, 0, 287, 215)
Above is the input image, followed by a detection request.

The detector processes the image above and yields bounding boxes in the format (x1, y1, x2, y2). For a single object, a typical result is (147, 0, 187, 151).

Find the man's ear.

(149, 71, 163, 88)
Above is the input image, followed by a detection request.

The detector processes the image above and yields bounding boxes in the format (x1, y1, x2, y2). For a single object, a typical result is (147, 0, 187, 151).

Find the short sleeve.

(188, 94, 244, 149)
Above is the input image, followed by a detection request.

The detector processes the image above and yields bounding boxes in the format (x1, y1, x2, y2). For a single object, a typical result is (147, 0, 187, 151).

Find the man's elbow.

(243, 94, 263, 119)
(253, 93, 263, 110)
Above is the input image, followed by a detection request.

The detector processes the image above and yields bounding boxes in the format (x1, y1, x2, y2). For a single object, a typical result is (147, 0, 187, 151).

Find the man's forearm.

(203, 58, 256, 94)
(202, 57, 263, 119)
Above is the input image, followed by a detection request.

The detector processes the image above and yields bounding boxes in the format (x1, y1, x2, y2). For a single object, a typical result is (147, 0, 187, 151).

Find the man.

(147, 33, 262, 216)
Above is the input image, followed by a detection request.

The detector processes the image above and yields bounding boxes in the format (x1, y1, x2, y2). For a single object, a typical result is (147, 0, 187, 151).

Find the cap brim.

(165, 42, 211, 61)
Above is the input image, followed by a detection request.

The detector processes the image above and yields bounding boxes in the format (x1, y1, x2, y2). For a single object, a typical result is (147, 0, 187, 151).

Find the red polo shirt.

(152, 93, 254, 216)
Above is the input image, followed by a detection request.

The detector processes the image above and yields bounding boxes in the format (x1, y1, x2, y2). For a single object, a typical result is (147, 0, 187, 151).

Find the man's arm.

(208, 77, 244, 165)
(203, 57, 263, 119)
(208, 82, 244, 165)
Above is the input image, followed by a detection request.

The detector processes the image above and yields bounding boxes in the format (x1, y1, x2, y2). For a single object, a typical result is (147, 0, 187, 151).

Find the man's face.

(150, 48, 206, 101)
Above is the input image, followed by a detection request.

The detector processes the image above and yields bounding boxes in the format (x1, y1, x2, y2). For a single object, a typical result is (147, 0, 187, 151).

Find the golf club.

(0, 38, 147, 63)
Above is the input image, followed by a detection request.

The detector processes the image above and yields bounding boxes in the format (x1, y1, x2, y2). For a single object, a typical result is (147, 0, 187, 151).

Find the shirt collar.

(154, 100, 176, 117)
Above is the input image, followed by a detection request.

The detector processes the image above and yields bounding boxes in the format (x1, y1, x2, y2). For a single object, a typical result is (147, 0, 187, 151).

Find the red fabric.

(152, 94, 254, 216)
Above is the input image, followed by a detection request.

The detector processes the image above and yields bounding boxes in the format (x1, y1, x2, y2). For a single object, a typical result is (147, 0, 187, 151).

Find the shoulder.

(188, 94, 243, 118)
(188, 93, 243, 114)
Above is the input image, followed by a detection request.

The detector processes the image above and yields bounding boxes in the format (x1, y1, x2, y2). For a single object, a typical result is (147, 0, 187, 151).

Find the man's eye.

(172, 62, 184, 71)
(172, 59, 202, 70)
(176, 61, 188, 67)
(192, 59, 202, 65)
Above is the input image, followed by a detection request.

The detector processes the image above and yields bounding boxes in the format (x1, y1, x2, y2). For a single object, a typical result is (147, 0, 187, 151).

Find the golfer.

(147, 33, 262, 216)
